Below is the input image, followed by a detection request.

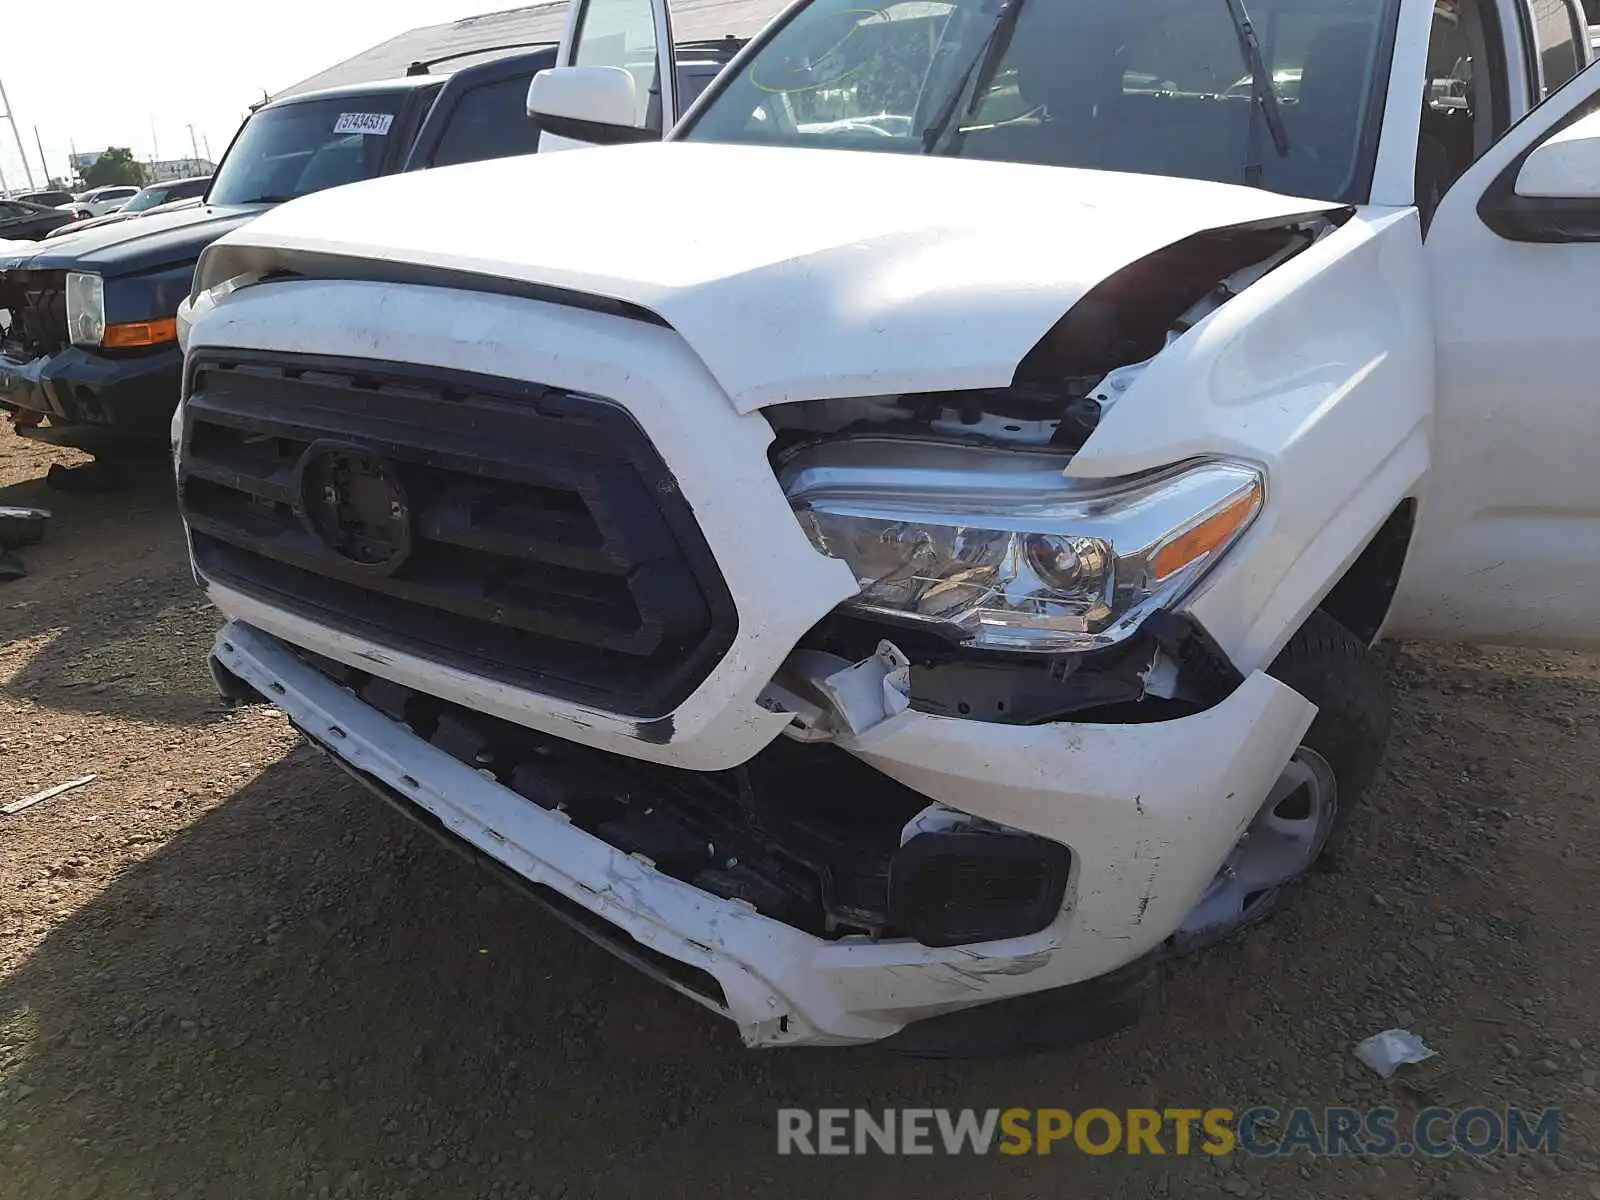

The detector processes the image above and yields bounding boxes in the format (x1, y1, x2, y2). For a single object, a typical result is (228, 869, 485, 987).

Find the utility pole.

(34, 125, 48, 185)
(186, 123, 201, 164)
(203, 134, 213, 163)
(0, 74, 37, 189)
(149, 115, 160, 170)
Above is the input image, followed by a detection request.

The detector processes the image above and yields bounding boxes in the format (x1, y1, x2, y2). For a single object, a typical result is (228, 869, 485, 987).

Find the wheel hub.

(1170, 745, 1338, 952)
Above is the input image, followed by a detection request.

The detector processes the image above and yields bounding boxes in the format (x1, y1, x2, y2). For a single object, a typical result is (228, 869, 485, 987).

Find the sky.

(1, 1, 522, 190)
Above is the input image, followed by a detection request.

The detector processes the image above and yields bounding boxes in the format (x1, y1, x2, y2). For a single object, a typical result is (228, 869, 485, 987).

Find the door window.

(1418, 0, 1509, 223)
(570, 0, 664, 129)
(677, 66, 721, 112)
(432, 78, 546, 166)
(1530, 0, 1583, 98)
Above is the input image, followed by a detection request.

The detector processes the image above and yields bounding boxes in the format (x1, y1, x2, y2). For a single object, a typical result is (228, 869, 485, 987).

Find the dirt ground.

(1, 427, 1597, 1200)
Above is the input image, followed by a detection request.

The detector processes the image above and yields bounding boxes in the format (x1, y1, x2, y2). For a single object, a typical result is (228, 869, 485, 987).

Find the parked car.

(15, 189, 74, 208)
(0, 47, 540, 436)
(177, 0, 1599, 1055)
(44, 177, 214, 240)
(0, 199, 75, 241)
(0, 37, 747, 441)
(62, 185, 142, 218)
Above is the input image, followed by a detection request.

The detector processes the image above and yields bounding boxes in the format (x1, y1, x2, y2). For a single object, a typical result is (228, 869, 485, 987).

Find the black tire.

(1265, 608, 1392, 855)
(0, 506, 49, 549)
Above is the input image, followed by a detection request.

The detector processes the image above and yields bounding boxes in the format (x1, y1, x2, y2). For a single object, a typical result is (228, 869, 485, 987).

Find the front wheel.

(1171, 610, 1391, 952)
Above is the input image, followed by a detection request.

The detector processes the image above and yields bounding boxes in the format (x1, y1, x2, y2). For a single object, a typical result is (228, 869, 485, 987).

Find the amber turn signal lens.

(1150, 481, 1263, 582)
(102, 317, 178, 349)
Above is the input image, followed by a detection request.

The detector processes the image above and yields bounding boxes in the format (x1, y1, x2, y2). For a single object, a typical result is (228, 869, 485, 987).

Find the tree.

(82, 148, 148, 189)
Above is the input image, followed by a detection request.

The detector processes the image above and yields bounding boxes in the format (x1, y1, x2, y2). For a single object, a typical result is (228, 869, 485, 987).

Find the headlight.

(781, 440, 1263, 653)
(175, 296, 195, 353)
(65, 272, 105, 347)
(179, 272, 258, 351)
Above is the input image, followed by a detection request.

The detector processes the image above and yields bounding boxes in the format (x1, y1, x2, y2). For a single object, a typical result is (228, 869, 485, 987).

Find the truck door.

(537, 0, 679, 150)
(1388, 63, 1600, 647)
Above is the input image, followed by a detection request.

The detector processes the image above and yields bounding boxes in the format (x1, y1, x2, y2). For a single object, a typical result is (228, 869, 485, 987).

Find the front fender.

(1069, 207, 1434, 673)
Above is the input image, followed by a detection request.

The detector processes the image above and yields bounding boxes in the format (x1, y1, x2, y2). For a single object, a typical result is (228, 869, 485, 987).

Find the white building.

(148, 158, 215, 182)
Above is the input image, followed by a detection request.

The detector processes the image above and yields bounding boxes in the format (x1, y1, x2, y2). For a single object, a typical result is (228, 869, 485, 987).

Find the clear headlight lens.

(65, 271, 106, 347)
(781, 439, 1263, 653)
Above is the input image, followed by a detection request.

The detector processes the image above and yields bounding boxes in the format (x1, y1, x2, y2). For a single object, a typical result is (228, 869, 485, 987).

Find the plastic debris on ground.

(3, 774, 98, 817)
(1355, 1028, 1438, 1079)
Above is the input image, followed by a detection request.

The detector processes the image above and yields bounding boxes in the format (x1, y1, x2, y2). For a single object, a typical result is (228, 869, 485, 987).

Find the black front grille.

(0, 270, 67, 359)
(180, 352, 737, 718)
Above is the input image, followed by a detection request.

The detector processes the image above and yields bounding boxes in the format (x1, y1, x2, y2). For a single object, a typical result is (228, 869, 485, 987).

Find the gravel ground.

(1, 428, 1597, 1200)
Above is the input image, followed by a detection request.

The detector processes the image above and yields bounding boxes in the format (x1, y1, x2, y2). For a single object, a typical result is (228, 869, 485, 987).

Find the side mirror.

(1482, 110, 1600, 242)
(527, 67, 656, 147)
(1514, 109, 1600, 200)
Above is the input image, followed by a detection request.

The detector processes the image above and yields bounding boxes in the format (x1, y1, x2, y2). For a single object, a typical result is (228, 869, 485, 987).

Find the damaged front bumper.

(0, 343, 181, 433)
(216, 619, 1314, 1049)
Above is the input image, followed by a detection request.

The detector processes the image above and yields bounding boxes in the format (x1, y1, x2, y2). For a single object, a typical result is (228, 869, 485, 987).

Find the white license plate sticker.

(333, 112, 395, 136)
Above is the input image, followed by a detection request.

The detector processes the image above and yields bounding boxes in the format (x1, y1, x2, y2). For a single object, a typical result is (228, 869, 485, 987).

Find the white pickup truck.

(175, 0, 1600, 1052)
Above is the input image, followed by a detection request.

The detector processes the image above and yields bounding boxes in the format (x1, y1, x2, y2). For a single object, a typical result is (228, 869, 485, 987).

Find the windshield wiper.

(1220, 0, 1290, 184)
(920, 0, 1028, 153)
(233, 194, 299, 205)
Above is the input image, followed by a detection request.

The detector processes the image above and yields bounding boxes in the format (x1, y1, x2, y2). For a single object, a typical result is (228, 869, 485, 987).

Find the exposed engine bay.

(765, 212, 1346, 454)
(752, 214, 1344, 762)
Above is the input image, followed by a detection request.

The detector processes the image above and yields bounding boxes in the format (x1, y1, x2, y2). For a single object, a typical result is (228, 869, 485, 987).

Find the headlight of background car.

(65, 272, 106, 347)
(782, 440, 1263, 653)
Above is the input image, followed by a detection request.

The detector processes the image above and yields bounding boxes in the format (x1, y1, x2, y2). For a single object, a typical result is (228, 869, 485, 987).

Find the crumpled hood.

(208, 142, 1337, 410)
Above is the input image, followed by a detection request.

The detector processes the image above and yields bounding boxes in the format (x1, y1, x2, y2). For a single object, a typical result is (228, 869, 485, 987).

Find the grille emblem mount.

(294, 441, 413, 574)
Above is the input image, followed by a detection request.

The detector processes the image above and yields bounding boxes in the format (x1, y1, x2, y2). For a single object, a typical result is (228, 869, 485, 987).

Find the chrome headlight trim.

(781, 439, 1264, 653)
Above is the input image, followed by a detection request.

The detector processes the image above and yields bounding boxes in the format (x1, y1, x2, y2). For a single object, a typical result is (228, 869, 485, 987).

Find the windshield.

(208, 93, 407, 206)
(121, 187, 168, 213)
(682, 0, 1398, 202)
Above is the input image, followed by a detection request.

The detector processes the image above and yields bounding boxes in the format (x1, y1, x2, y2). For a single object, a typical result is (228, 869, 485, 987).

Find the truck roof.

(262, 74, 446, 110)
(274, 0, 789, 99)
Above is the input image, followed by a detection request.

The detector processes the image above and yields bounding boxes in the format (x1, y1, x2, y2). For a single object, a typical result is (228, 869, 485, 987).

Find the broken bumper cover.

(0, 344, 181, 432)
(215, 620, 1315, 1048)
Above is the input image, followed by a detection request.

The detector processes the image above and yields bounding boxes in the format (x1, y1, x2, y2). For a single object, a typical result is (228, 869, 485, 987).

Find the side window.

(1530, 0, 1583, 97)
(570, 0, 663, 130)
(432, 79, 546, 167)
(676, 67, 718, 114)
(1418, 0, 1510, 222)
